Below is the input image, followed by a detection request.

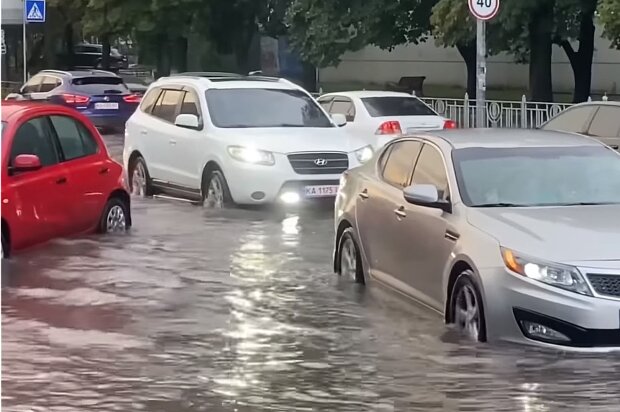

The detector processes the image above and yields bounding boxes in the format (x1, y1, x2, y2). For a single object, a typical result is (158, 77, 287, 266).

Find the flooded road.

(3, 136, 620, 411)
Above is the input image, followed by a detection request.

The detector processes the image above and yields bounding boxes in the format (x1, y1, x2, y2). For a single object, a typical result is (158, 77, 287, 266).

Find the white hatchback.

(123, 75, 374, 206)
(318, 91, 456, 148)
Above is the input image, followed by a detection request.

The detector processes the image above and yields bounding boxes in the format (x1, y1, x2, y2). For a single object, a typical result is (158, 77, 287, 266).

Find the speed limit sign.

(468, 0, 500, 21)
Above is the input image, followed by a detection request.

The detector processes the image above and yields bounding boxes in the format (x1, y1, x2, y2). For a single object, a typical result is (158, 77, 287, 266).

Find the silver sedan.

(334, 128, 620, 350)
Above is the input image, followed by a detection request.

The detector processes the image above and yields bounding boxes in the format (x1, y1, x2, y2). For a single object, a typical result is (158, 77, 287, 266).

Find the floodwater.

(2, 136, 620, 411)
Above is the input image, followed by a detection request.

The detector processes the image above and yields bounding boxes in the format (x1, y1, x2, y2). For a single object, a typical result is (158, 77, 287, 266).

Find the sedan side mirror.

(403, 184, 451, 213)
(331, 113, 347, 127)
(13, 154, 42, 173)
(175, 114, 200, 130)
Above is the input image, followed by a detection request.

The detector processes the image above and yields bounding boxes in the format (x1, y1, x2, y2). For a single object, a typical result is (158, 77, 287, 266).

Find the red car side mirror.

(13, 154, 42, 172)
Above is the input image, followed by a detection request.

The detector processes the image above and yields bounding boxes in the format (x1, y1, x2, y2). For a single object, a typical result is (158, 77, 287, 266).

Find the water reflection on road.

(3, 198, 620, 411)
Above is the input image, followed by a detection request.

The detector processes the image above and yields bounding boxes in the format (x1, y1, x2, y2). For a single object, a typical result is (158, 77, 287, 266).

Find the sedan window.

(382, 141, 423, 188)
(49, 115, 99, 161)
(330, 99, 356, 121)
(541, 106, 597, 134)
(453, 146, 620, 207)
(411, 144, 450, 201)
(10, 117, 59, 167)
(587, 106, 620, 138)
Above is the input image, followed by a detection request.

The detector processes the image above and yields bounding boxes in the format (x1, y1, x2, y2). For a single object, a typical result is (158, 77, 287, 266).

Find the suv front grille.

(587, 273, 620, 298)
(287, 152, 349, 175)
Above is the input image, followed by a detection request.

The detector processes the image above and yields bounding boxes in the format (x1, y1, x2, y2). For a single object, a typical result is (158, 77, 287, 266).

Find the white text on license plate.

(95, 102, 119, 110)
(304, 185, 339, 197)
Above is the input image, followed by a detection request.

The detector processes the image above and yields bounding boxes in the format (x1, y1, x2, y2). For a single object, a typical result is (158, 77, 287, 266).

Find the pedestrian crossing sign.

(25, 0, 46, 23)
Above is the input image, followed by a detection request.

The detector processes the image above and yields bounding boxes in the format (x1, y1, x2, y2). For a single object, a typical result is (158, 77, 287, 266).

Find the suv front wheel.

(202, 169, 233, 208)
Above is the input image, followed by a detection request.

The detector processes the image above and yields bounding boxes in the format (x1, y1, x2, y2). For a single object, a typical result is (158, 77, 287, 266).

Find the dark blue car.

(8, 70, 141, 132)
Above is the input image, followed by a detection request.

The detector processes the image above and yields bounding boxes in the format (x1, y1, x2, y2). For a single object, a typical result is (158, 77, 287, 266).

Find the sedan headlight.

(501, 248, 592, 296)
(227, 146, 275, 166)
(354, 145, 374, 164)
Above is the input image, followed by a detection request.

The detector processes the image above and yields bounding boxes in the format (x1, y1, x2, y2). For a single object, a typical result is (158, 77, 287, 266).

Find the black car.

(70, 43, 129, 71)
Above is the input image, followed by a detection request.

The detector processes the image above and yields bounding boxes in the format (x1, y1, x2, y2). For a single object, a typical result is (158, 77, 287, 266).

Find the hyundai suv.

(123, 75, 374, 206)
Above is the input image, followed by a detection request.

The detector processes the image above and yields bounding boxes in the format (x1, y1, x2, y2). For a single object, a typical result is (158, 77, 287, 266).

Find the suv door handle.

(99, 167, 110, 175)
(140, 130, 148, 135)
(394, 206, 407, 219)
(56, 177, 67, 185)
(359, 189, 369, 199)
(169, 139, 177, 145)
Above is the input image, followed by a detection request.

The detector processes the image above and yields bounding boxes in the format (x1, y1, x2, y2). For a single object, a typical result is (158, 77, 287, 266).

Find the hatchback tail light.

(443, 119, 457, 129)
(376, 121, 402, 135)
(123, 94, 141, 103)
(61, 93, 90, 105)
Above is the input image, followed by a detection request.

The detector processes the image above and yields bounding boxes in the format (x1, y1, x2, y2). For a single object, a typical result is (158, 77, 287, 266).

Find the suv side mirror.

(331, 113, 347, 127)
(403, 184, 451, 213)
(175, 114, 200, 130)
(13, 154, 42, 173)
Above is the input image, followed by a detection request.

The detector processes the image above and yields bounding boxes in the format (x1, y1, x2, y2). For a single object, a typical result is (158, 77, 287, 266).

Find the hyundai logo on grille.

(314, 158, 328, 166)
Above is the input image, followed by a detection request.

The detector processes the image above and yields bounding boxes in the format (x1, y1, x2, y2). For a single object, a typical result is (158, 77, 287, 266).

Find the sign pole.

(476, 19, 486, 128)
(23, 6, 27, 82)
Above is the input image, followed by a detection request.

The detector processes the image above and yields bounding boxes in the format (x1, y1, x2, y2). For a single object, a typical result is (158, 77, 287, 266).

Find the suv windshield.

(71, 77, 128, 94)
(205, 88, 333, 128)
(453, 146, 620, 207)
(362, 96, 437, 117)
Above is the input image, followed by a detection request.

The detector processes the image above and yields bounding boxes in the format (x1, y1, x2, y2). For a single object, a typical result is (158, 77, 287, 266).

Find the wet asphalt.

(2, 134, 620, 411)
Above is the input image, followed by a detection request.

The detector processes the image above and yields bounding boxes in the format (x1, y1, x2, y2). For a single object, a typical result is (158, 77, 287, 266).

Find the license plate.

(304, 185, 339, 198)
(95, 102, 119, 110)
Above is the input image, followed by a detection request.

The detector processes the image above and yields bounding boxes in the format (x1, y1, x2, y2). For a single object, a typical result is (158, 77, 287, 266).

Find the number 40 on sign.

(469, 0, 500, 21)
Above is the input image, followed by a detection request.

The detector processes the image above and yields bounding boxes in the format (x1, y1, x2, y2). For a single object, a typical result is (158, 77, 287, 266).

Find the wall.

(2, 0, 23, 25)
(319, 25, 620, 95)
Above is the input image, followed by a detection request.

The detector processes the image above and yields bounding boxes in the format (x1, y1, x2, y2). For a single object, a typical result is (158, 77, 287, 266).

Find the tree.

(600, 0, 620, 48)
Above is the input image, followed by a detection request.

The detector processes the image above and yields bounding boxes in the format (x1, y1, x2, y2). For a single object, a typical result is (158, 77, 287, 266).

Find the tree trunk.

(528, 3, 554, 102)
(457, 42, 477, 98)
(560, 0, 596, 103)
(101, 36, 111, 70)
(64, 24, 74, 69)
(155, 35, 171, 78)
(174, 37, 188, 73)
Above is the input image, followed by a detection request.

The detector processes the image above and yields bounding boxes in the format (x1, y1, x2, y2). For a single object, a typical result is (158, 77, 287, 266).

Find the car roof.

(153, 75, 304, 91)
(321, 90, 416, 99)
(37, 69, 119, 78)
(414, 128, 604, 149)
(568, 100, 620, 108)
(1, 101, 75, 121)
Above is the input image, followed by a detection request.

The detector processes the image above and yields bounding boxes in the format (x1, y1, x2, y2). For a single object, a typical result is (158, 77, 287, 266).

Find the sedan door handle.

(359, 189, 369, 199)
(394, 206, 407, 219)
(99, 167, 110, 175)
(56, 177, 67, 185)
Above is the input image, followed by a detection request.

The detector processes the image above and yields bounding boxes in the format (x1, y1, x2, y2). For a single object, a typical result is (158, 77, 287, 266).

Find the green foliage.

(600, 0, 620, 48)
(285, 0, 437, 67)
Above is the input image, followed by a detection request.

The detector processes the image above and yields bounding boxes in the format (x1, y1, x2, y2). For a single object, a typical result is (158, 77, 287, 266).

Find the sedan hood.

(214, 127, 370, 154)
(467, 205, 620, 262)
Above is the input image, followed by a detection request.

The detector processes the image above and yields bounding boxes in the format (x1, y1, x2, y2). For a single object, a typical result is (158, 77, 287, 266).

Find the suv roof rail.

(173, 71, 241, 78)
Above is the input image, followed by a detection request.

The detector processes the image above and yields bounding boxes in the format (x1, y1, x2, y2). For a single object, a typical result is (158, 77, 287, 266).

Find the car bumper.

(484, 267, 620, 351)
(222, 153, 360, 205)
(86, 113, 131, 131)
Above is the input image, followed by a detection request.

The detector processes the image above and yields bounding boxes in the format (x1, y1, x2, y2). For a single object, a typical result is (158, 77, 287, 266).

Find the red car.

(1, 102, 131, 258)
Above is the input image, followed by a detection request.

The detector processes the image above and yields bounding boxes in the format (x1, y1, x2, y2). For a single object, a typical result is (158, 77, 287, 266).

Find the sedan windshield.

(453, 146, 620, 207)
(205, 88, 333, 128)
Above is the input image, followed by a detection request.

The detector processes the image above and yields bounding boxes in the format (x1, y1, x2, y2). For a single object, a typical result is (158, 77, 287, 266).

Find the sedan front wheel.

(338, 228, 365, 284)
(450, 270, 487, 342)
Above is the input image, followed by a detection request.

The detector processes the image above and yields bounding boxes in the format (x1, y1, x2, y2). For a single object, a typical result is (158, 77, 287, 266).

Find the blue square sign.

(25, 0, 46, 23)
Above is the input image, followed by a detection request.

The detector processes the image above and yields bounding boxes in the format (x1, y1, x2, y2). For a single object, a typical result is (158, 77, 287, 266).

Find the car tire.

(1, 232, 9, 259)
(450, 270, 487, 342)
(202, 169, 233, 208)
(337, 228, 365, 284)
(129, 156, 154, 197)
(99, 197, 130, 234)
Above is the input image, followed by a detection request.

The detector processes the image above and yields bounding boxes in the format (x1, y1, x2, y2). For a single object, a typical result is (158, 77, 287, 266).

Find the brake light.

(443, 119, 457, 129)
(376, 121, 402, 135)
(123, 94, 141, 103)
(61, 93, 90, 105)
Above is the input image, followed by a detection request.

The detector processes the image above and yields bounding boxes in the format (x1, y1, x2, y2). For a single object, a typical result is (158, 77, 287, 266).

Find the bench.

(385, 76, 426, 96)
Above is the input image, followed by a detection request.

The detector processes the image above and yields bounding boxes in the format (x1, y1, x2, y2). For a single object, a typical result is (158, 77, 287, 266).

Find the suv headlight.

(501, 248, 592, 296)
(227, 146, 275, 166)
(354, 145, 374, 164)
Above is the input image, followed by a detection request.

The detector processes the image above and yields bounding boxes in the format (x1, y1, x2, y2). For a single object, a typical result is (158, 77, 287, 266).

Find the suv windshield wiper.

(555, 202, 617, 206)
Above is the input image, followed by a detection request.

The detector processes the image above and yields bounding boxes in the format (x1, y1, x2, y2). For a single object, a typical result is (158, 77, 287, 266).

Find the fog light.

(280, 192, 300, 204)
(251, 191, 266, 200)
(521, 321, 571, 343)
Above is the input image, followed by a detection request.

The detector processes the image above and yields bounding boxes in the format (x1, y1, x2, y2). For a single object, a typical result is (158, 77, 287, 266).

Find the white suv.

(123, 75, 374, 206)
